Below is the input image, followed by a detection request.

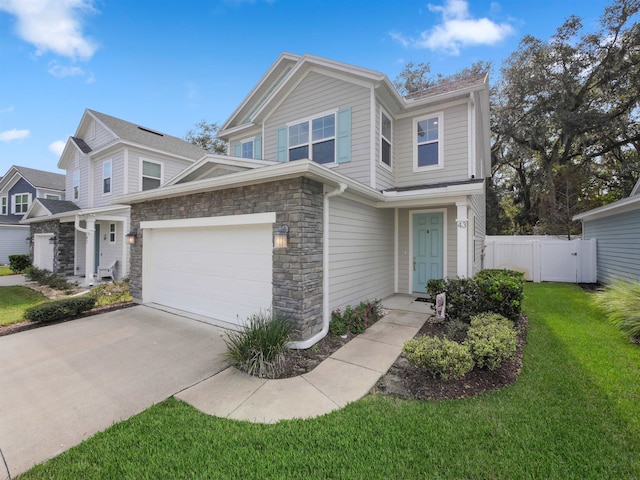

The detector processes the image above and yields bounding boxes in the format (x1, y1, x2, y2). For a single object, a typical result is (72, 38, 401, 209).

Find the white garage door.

(143, 221, 273, 328)
(33, 233, 54, 271)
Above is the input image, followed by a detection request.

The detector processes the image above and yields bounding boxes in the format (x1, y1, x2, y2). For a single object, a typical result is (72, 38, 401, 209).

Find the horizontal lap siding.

(328, 197, 394, 311)
(584, 209, 640, 283)
(375, 102, 395, 191)
(93, 151, 124, 208)
(127, 149, 193, 193)
(85, 119, 116, 151)
(395, 103, 469, 188)
(265, 72, 371, 185)
(0, 226, 29, 264)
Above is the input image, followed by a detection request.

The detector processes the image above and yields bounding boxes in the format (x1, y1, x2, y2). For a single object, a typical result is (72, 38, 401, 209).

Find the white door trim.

(408, 208, 448, 294)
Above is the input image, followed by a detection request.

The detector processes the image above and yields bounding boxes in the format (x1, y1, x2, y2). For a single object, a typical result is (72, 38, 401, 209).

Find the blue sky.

(0, 0, 608, 174)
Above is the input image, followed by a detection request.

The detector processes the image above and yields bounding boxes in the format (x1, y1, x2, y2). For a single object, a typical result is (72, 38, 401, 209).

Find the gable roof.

(0, 165, 65, 193)
(87, 110, 208, 160)
(37, 199, 81, 215)
(574, 177, 640, 222)
(404, 73, 488, 102)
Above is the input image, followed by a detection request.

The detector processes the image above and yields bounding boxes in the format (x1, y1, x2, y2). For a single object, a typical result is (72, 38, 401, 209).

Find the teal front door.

(412, 213, 443, 292)
(94, 224, 100, 274)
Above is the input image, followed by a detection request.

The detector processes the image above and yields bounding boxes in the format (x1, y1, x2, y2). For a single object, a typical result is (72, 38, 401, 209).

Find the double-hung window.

(289, 113, 335, 164)
(13, 194, 29, 214)
(73, 171, 80, 201)
(0, 196, 6, 215)
(103, 160, 112, 194)
(415, 114, 443, 170)
(381, 111, 392, 168)
(141, 160, 162, 191)
(241, 140, 253, 159)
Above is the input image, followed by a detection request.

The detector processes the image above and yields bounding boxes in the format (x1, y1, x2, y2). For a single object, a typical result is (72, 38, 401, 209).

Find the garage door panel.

(145, 223, 273, 327)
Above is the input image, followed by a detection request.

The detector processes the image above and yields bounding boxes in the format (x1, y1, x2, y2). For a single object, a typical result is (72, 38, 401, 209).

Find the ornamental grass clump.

(465, 313, 517, 370)
(593, 280, 640, 342)
(403, 335, 474, 380)
(224, 311, 293, 378)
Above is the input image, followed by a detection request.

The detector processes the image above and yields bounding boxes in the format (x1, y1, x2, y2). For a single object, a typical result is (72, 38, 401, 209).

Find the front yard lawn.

(20, 283, 640, 479)
(0, 266, 13, 276)
(0, 286, 47, 327)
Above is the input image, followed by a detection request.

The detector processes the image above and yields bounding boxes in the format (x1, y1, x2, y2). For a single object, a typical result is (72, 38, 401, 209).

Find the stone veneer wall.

(129, 177, 324, 341)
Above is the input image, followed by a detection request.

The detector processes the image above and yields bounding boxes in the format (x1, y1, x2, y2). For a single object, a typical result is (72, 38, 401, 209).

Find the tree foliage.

(185, 120, 227, 155)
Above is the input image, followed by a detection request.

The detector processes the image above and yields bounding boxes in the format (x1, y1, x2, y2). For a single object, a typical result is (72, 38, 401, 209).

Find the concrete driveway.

(0, 305, 229, 477)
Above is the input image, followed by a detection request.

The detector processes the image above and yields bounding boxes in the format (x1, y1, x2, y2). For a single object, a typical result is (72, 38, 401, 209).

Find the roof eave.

(573, 195, 640, 222)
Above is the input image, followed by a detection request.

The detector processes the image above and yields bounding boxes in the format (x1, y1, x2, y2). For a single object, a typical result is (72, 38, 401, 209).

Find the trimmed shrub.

(89, 281, 133, 307)
(24, 296, 96, 323)
(8, 254, 31, 273)
(330, 299, 383, 335)
(24, 266, 76, 292)
(593, 280, 640, 341)
(427, 277, 482, 322)
(445, 319, 470, 342)
(403, 335, 474, 380)
(465, 313, 517, 370)
(224, 311, 293, 378)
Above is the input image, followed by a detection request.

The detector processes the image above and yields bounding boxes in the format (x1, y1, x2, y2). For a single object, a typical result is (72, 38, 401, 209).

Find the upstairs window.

(241, 140, 253, 159)
(13, 193, 30, 214)
(289, 113, 335, 164)
(415, 113, 443, 170)
(45, 194, 60, 200)
(73, 171, 80, 201)
(142, 160, 162, 191)
(381, 110, 392, 168)
(1, 196, 7, 215)
(103, 160, 112, 194)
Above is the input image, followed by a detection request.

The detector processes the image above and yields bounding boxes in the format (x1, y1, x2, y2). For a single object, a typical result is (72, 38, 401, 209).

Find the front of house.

(116, 53, 491, 347)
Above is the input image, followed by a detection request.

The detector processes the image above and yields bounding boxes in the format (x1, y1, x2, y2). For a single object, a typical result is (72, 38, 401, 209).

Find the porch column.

(456, 202, 469, 278)
(84, 217, 96, 286)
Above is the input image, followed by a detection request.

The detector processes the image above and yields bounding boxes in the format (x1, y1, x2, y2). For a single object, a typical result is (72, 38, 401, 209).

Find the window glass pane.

(142, 177, 161, 191)
(382, 138, 391, 166)
(289, 145, 309, 161)
(417, 117, 439, 143)
(312, 139, 335, 164)
(418, 142, 439, 167)
(312, 114, 335, 142)
(104, 177, 111, 193)
(382, 113, 391, 140)
(103, 162, 111, 177)
(241, 141, 253, 159)
(289, 122, 309, 147)
(143, 161, 161, 178)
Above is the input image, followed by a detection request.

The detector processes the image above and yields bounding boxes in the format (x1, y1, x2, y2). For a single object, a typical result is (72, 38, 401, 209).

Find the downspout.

(74, 214, 95, 286)
(289, 182, 347, 349)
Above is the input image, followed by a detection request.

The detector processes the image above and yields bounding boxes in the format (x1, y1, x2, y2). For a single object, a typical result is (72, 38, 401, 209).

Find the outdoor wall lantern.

(126, 230, 138, 245)
(26, 236, 33, 243)
(273, 224, 290, 249)
(48, 236, 57, 245)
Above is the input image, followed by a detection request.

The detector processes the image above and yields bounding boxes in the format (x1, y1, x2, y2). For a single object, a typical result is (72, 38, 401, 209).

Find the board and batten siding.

(327, 196, 394, 311)
(469, 190, 486, 275)
(583, 208, 640, 283)
(397, 206, 457, 293)
(0, 225, 29, 264)
(264, 71, 372, 186)
(394, 102, 469, 188)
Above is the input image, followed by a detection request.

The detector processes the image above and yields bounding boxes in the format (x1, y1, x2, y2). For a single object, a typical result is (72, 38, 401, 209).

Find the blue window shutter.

(276, 127, 287, 162)
(254, 136, 262, 159)
(234, 143, 241, 157)
(336, 107, 352, 163)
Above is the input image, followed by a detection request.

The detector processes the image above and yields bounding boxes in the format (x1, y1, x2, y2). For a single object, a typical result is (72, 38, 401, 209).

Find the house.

(0, 165, 65, 265)
(573, 178, 640, 283)
(116, 53, 491, 347)
(21, 109, 207, 283)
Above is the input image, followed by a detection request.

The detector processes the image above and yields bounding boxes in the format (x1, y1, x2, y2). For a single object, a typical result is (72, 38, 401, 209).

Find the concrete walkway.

(0, 274, 27, 286)
(176, 296, 431, 423)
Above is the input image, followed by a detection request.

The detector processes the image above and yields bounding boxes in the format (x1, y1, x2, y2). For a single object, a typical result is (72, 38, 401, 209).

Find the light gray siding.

(92, 152, 125, 208)
(395, 102, 469, 188)
(96, 220, 125, 280)
(0, 225, 29, 264)
(328, 196, 394, 311)
(470, 190, 486, 275)
(126, 148, 192, 193)
(583, 209, 640, 283)
(83, 118, 116, 151)
(65, 151, 91, 207)
(264, 71, 372, 186)
(375, 101, 395, 191)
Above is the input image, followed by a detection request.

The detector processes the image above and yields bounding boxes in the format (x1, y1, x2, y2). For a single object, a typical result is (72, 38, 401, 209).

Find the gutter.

(289, 182, 347, 349)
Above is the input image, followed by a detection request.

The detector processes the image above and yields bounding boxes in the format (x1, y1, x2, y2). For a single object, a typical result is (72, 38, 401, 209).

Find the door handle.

(413, 257, 416, 271)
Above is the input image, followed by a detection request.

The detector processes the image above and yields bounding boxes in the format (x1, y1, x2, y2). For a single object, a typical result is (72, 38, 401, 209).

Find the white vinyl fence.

(484, 236, 597, 283)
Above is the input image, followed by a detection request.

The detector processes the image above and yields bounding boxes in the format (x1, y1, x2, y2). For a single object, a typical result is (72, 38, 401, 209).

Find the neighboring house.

(21, 109, 207, 283)
(0, 165, 65, 264)
(573, 178, 640, 284)
(116, 53, 491, 347)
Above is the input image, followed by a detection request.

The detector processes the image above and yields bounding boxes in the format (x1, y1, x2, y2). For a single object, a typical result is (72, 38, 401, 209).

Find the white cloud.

(48, 61, 85, 78)
(0, 0, 98, 60)
(0, 105, 15, 114)
(48, 140, 66, 156)
(391, 0, 514, 55)
(0, 128, 30, 142)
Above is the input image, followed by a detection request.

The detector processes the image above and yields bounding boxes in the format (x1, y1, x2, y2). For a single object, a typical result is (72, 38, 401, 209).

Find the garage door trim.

(140, 212, 276, 230)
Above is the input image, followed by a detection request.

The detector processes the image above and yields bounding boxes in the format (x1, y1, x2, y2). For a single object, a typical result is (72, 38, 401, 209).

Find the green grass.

(19, 283, 640, 479)
(0, 286, 47, 327)
(0, 265, 13, 276)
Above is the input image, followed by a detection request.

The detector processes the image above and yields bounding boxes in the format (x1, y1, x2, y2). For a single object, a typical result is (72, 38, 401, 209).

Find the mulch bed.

(277, 313, 528, 401)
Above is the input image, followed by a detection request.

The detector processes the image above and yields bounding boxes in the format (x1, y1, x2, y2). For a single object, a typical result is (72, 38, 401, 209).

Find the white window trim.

(413, 112, 444, 172)
(11, 193, 31, 214)
(380, 108, 393, 172)
(139, 158, 164, 191)
(240, 138, 254, 159)
(45, 194, 61, 200)
(109, 223, 116, 244)
(103, 159, 112, 196)
(72, 171, 80, 201)
(286, 109, 337, 164)
(0, 196, 7, 215)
